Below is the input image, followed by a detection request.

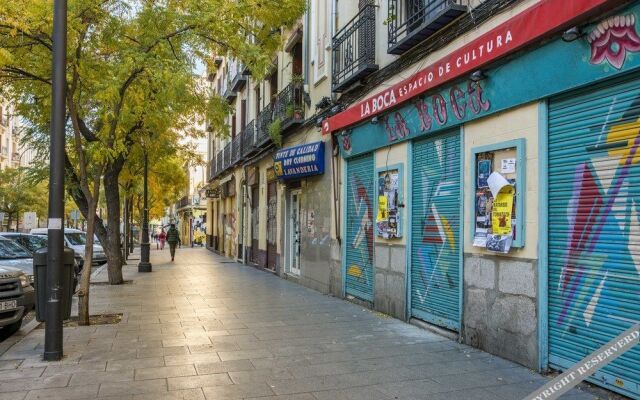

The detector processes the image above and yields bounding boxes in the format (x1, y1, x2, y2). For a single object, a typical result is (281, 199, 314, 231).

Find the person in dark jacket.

(166, 223, 180, 261)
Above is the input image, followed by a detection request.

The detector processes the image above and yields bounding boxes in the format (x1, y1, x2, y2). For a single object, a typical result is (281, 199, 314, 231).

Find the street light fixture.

(138, 139, 152, 273)
(44, 0, 67, 361)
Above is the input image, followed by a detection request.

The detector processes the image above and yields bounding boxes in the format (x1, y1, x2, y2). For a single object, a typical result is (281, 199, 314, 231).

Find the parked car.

(0, 233, 82, 289)
(0, 265, 35, 336)
(0, 233, 47, 254)
(30, 228, 107, 267)
(0, 237, 33, 283)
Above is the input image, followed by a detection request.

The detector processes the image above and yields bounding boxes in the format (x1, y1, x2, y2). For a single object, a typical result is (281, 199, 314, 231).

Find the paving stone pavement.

(0, 247, 598, 400)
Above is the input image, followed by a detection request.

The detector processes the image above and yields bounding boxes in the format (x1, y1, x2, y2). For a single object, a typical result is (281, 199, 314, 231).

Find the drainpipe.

(240, 167, 248, 264)
(331, 0, 337, 37)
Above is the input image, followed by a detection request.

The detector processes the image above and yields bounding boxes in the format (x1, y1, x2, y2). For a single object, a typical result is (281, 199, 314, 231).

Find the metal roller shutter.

(345, 154, 375, 301)
(411, 131, 461, 331)
(548, 73, 640, 399)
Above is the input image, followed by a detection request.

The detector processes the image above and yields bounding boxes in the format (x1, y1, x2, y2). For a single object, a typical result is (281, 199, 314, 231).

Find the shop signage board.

(273, 141, 325, 180)
(323, 0, 623, 135)
(337, 0, 640, 158)
(206, 188, 220, 198)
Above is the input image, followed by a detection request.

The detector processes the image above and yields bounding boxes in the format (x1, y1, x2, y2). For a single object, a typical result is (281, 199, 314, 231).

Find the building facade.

(205, 0, 640, 398)
(175, 110, 209, 246)
(0, 100, 33, 170)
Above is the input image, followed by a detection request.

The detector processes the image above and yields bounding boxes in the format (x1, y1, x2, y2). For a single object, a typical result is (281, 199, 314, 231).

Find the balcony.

(241, 120, 258, 158)
(273, 81, 306, 133)
(223, 142, 231, 171)
(223, 86, 237, 102)
(388, 0, 466, 55)
(332, 4, 378, 93)
(231, 134, 242, 165)
(207, 160, 216, 182)
(176, 195, 190, 210)
(216, 150, 223, 176)
(228, 59, 248, 92)
(256, 103, 274, 147)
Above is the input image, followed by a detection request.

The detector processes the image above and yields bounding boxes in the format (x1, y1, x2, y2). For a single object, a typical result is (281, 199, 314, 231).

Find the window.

(311, 0, 329, 83)
(65, 232, 87, 246)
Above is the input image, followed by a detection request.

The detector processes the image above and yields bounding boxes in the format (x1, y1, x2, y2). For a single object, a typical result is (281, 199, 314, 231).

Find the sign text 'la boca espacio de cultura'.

(321, 0, 624, 136)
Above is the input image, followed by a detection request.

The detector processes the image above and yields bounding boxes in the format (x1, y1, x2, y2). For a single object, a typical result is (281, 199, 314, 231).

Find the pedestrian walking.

(166, 223, 180, 262)
(158, 228, 167, 250)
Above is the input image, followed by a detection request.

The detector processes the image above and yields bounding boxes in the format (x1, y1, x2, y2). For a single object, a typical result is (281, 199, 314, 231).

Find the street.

(0, 247, 598, 400)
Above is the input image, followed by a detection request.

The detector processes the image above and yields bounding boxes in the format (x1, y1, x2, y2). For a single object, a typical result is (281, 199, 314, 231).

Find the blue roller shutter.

(548, 73, 640, 399)
(411, 131, 461, 331)
(345, 154, 375, 301)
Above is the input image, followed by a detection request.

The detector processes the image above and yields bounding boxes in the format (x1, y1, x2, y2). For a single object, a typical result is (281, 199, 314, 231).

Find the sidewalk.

(0, 247, 599, 400)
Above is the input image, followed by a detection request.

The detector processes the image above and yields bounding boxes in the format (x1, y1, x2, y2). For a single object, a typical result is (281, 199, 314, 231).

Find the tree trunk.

(78, 198, 97, 326)
(103, 165, 124, 284)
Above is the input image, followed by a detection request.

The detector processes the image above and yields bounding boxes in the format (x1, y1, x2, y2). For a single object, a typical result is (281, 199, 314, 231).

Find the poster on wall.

(473, 149, 518, 252)
(477, 159, 492, 188)
(376, 169, 401, 239)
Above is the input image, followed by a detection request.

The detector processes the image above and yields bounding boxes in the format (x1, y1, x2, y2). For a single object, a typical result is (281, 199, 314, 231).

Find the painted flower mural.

(588, 14, 640, 70)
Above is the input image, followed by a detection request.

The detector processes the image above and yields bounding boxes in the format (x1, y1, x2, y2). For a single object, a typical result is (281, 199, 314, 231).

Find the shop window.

(470, 139, 525, 252)
(375, 164, 404, 239)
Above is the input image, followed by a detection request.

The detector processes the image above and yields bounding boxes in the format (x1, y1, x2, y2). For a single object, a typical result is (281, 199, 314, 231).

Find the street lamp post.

(138, 148, 152, 272)
(45, 0, 67, 361)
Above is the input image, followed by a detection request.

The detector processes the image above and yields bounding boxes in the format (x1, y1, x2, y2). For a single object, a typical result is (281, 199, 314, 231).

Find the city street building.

(175, 107, 209, 247)
(204, 1, 640, 398)
(0, 99, 34, 170)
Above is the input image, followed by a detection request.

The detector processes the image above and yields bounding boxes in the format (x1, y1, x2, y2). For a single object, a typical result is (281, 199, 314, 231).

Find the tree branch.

(0, 25, 52, 51)
(1, 66, 51, 85)
(108, 67, 145, 143)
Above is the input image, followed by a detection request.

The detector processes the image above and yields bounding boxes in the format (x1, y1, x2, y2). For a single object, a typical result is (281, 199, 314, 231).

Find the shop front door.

(251, 185, 260, 265)
(289, 189, 301, 275)
(345, 154, 375, 301)
(266, 181, 278, 270)
(411, 130, 461, 331)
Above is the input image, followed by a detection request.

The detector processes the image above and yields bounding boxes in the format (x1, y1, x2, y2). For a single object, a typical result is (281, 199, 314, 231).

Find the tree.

(0, 167, 47, 231)
(0, 0, 305, 289)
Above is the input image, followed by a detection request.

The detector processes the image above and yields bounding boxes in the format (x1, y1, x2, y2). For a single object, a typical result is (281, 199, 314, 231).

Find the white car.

(0, 237, 34, 280)
(30, 228, 107, 267)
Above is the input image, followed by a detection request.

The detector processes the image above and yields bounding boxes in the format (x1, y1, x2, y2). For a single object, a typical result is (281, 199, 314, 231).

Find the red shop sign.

(322, 0, 624, 135)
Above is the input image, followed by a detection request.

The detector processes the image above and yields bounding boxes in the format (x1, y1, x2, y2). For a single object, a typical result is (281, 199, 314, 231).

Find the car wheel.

(2, 319, 22, 337)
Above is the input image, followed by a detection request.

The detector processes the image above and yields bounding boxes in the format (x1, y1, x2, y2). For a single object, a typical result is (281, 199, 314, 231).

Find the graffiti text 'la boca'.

(382, 81, 491, 143)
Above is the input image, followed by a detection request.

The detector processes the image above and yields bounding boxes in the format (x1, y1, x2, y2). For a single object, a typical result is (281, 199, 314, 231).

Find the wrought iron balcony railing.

(223, 142, 231, 170)
(273, 81, 306, 132)
(256, 103, 274, 147)
(207, 160, 214, 182)
(387, 0, 466, 55)
(241, 120, 257, 157)
(332, 4, 378, 93)
(231, 134, 242, 165)
(229, 59, 248, 92)
(176, 195, 190, 210)
(216, 150, 223, 176)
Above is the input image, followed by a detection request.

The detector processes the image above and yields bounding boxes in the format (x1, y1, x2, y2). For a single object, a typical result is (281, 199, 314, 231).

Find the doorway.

(266, 181, 278, 270)
(288, 189, 301, 275)
(250, 185, 260, 265)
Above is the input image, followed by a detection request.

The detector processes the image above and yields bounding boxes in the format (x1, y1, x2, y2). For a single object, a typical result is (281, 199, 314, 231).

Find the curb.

(0, 315, 40, 357)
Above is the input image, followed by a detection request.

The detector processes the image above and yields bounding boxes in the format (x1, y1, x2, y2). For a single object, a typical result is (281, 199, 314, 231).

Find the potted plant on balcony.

(290, 74, 305, 119)
(291, 73, 304, 86)
(268, 118, 283, 148)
